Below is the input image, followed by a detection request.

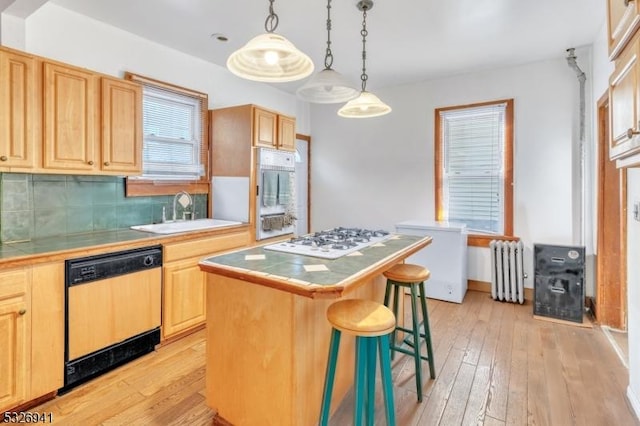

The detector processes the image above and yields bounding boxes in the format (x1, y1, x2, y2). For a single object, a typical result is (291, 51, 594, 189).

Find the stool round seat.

(383, 263, 431, 283)
(327, 299, 396, 337)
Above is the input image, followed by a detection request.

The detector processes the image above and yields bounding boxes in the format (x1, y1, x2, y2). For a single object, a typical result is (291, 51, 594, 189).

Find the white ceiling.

(33, 0, 605, 93)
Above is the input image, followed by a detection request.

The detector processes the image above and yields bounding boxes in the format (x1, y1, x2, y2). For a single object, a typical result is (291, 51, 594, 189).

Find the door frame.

(596, 91, 627, 329)
(296, 133, 311, 234)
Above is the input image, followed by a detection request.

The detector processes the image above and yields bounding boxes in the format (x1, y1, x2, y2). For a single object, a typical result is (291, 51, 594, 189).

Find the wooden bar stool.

(319, 299, 397, 426)
(383, 263, 436, 402)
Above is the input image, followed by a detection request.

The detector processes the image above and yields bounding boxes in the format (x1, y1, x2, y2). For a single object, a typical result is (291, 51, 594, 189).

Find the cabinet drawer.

(163, 230, 249, 262)
(0, 268, 29, 300)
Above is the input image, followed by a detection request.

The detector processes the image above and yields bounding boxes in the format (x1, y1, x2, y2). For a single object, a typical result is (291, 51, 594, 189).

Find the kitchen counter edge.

(0, 223, 251, 269)
(199, 235, 432, 299)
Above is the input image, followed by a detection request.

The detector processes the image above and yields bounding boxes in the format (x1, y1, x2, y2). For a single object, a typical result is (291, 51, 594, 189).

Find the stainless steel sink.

(130, 219, 242, 234)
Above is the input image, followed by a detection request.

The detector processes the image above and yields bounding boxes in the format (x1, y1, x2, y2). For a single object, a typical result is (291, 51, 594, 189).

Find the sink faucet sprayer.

(172, 191, 194, 221)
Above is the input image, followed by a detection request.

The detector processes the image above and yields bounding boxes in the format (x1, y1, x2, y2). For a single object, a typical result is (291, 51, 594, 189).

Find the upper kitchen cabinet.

(608, 0, 640, 60)
(277, 114, 296, 151)
(253, 106, 296, 151)
(210, 104, 297, 176)
(609, 33, 640, 165)
(43, 61, 99, 172)
(101, 77, 142, 174)
(42, 61, 143, 175)
(0, 48, 40, 172)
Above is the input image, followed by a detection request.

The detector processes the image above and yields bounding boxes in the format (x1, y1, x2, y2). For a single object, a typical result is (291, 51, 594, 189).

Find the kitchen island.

(199, 233, 431, 426)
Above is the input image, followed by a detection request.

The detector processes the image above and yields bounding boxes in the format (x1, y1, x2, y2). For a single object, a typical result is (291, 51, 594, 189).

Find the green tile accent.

(1, 180, 31, 212)
(33, 181, 67, 208)
(116, 204, 152, 228)
(93, 205, 117, 231)
(34, 208, 67, 239)
(32, 174, 66, 182)
(0, 211, 32, 242)
(66, 179, 93, 207)
(92, 182, 118, 205)
(66, 207, 94, 234)
(0, 172, 209, 242)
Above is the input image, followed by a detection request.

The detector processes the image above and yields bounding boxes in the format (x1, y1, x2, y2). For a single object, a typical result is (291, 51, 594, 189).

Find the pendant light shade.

(339, 0, 391, 118)
(337, 90, 391, 118)
(297, 69, 359, 103)
(227, 33, 314, 83)
(227, 1, 314, 83)
(296, 0, 359, 103)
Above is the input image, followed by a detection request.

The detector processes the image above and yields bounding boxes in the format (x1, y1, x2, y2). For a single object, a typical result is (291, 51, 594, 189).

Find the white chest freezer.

(395, 220, 468, 303)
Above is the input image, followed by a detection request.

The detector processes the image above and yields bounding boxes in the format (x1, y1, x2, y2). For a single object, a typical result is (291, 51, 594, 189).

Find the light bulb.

(323, 85, 333, 92)
(264, 50, 279, 65)
(359, 104, 369, 112)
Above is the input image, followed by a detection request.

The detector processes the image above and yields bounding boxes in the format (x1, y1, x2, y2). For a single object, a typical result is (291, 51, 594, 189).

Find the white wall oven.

(257, 148, 296, 240)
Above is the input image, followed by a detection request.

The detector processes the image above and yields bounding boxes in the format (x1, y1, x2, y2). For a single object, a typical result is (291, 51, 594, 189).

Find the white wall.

(627, 169, 640, 419)
(310, 56, 583, 289)
(5, 3, 307, 127)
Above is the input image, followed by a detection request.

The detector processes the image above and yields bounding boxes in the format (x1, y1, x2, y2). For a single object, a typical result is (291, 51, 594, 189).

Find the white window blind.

(138, 85, 204, 180)
(440, 102, 507, 234)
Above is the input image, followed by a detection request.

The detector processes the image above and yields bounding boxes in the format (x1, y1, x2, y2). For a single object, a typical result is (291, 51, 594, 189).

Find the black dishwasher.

(62, 245, 163, 393)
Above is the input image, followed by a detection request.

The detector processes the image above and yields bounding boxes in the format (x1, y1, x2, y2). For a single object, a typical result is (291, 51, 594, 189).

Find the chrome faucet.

(172, 191, 193, 221)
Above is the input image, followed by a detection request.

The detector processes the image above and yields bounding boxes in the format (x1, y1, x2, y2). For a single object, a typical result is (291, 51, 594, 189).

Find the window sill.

(125, 178, 209, 197)
(467, 234, 520, 248)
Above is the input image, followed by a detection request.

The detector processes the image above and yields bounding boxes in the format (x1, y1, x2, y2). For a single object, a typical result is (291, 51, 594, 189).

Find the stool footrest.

(389, 344, 430, 362)
(396, 325, 427, 339)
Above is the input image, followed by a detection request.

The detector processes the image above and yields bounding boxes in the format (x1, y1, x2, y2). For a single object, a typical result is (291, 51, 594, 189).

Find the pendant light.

(227, 0, 314, 83)
(338, 0, 391, 118)
(296, 0, 359, 103)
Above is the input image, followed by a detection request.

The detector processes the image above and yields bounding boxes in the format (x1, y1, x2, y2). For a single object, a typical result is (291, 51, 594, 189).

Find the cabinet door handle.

(625, 0, 634, 6)
(0, 155, 7, 161)
(627, 128, 640, 139)
(104, 161, 110, 166)
(88, 160, 94, 166)
(18, 309, 26, 315)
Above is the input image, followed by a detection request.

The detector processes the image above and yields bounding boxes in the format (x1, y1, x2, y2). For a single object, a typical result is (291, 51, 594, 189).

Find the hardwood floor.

(34, 290, 638, 425)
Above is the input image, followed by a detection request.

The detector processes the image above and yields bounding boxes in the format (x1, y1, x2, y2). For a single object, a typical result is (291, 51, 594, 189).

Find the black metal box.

(534, 244, 585, 323)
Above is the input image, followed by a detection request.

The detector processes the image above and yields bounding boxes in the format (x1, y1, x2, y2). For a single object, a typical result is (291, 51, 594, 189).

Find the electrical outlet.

(635, 201, 640, 222)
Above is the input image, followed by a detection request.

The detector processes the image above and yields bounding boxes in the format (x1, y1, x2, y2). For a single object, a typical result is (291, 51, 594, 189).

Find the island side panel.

(206, 273, 295, 426)
(205, 272, 388, 425)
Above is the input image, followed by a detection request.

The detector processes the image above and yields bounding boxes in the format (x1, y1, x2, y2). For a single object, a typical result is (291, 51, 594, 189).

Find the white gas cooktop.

(263, 227, 391, 259)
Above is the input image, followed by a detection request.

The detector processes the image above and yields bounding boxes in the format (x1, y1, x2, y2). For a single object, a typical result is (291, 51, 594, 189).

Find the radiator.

(489, 240, 525, 304)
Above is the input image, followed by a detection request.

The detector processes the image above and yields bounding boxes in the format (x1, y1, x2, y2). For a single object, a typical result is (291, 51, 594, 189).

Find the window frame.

(124, 72, 209, 197)
(434, 98, 515, 247)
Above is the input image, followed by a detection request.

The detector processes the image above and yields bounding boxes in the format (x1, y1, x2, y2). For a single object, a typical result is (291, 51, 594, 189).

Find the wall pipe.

(566, 47, 586, 247)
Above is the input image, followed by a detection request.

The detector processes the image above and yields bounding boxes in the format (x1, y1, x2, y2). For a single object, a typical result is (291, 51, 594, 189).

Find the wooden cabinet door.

(30, 263, 64, 399)
(43, 61, 98, 172)
(0, 49, 39, 171)
(0, 269, 30, 412)
(101, 77, 142, 174)
(253, 107, 277, 148)
(162, 258, 206, 340)
(608, 0, 640, 59)
(609, 38, 640, 160)
(278, 115, 296, 151)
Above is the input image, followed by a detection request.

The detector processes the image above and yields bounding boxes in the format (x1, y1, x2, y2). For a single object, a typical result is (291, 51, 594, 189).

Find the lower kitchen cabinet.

(162, 258, 207, 339)
(0, 263, 64, 413)
(0, 269, 30, 411)
(162, 229, 250, 341)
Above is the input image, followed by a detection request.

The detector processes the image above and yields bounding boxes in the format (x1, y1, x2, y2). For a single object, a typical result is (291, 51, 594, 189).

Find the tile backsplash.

(0, 173, 208, 243)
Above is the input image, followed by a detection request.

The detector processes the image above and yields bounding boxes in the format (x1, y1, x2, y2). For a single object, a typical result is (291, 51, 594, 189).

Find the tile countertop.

(199, 233, 432, 299)
(0, 223, 250, 269)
